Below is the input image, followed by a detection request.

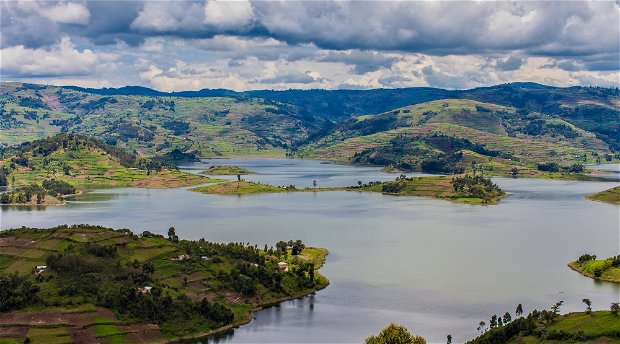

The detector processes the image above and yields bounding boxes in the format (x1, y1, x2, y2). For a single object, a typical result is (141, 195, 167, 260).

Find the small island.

(586, 186, 620, 205)
(0, 134, 214, 205)
(0, 225, 328, 343)
(190, 180, 337, 195)
(201, 165, 256, 175)
(569, 254, 620, 283)
(352, 174, 506, 205)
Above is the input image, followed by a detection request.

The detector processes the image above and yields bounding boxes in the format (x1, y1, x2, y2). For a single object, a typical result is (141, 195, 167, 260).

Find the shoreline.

(568, 262, 620, 284)
(166, 248, 330, 344)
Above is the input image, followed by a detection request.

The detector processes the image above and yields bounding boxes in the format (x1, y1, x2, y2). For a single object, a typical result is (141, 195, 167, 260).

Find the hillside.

(297, 99, 615, 175)
(1, 82, 618, 166)
(0, 82, 332, 158)
(0, 225, 328, 343)
(0, 134, 209, 205)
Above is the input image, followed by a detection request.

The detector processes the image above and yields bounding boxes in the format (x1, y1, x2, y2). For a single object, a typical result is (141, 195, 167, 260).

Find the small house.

(34, 265, 47, 275)
(278, 262, 288, 271)
(137, 286, 153, 294)
(171, 254, 191, 262)
(201, 256, 209, 260)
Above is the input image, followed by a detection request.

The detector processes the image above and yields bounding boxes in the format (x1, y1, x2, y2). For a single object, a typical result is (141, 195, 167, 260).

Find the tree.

(490, 314, 497, 328)
(478, 321, 486, 333)
(237, 174, 241, 182)
(510, 167, 519, 176)
(313, 180, 317, 188)
(447, 335, 452, 344)
(365, 323, 426, 344)
(516, 304, 523, 317)
(167, 227, 176, 240)
(291, 240, 305, 255)
(551, 301, 563, 315)
(611, 302, 619, 316)
(142, 261, 155, 275)
(503, 312, 511, 324)
(582, 298, 592, 314)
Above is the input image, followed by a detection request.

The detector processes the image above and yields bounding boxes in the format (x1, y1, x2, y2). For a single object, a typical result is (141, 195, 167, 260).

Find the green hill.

(0, 224, 328, 343)
(0, 134, 209, 205)
(1, 82, 618, 170)
(0, 82, 332, 158)
(296, 99, 615, 176)
(586, 186, 620, 205)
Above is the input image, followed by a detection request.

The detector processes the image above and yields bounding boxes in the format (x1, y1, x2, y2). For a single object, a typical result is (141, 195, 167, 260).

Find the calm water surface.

(1, 159, 619, 343)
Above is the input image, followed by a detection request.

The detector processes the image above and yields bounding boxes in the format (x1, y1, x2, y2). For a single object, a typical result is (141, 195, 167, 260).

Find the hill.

(0, 224, 328, 343)
(0, 82, 332, 158)
(1, 82, 618, 165)
(0, 134, 209, 205)
(296, 99, 615, 176)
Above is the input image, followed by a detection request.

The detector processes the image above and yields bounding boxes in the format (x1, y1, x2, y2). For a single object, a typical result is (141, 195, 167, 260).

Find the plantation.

(0, 225, 328, 343)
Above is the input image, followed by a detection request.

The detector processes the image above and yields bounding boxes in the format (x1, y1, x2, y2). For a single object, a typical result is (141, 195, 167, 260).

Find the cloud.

(259, 71, 319, 84)
(1, 37, 105, 77)
(204, 0, 254, 30)
(318, 50, 400, 74)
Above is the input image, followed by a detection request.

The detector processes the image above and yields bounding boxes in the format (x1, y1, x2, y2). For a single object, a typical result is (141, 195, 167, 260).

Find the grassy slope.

(297, 99, 615, 176)
(0, 225, 329, 344)
(201, 165, 256, 175)
(190, 180, 339, 195)
(508, 311, 620, 343)
(354, 175, 505, 205)
(569, 259, 620, 283)
(0, 82, 332, 158)
(586, 186, 620, 205)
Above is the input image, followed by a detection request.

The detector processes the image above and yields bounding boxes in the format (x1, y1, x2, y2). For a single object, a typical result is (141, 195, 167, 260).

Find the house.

(278, 262, 288, 271)
(137, 286, 153, 294)
(34, 265, 47, 275)
(201, 256, 209, 260)
(171, 254, 191, 262)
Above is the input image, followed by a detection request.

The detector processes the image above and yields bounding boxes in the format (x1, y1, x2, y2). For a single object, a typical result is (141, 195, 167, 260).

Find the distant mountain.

(0, 82, 618, 167)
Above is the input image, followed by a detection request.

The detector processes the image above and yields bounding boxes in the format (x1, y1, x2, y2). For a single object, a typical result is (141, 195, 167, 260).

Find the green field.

(201, 165, 257, 175)
(569, 256, 620, 283)
(586, 186, 620, 205)
(0, 225, 329, 343)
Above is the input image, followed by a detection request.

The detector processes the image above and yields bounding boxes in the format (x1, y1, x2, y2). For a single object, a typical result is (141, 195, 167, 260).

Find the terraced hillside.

(0, 134, 210, 205)
(0, 225, 328, 343)
(297, 99, 615, 175)
(0, 82, 332, 158)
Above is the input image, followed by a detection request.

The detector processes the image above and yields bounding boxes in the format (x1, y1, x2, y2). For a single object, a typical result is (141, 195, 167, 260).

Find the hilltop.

(0, 134, 210, 205)
(0, 225, 328, 343)
(297, 99, 615, 176)
(0, 82, 618, 172)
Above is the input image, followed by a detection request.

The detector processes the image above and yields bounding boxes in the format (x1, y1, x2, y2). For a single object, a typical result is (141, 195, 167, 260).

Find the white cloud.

(11, 1, 91, 25)
(1, 37, 105, 77)
(204, 0, 254, 30)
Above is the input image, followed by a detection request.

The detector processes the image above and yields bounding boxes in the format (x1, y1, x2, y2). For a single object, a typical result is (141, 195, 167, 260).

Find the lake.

(1, 159, 619, 343)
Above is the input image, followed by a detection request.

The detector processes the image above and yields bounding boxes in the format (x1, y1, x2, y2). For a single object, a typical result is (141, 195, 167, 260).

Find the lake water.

(1, 159, 619, 343)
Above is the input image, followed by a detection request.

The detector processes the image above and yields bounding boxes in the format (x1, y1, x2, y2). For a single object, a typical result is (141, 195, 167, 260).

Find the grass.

(26, 327, 72, 344)
(569, 259, 620, 283)
(0, 225, 330, 343)
(201, 165, 256, 175)
(586, 186, 620, 205)
(353, 175, 505, 205)
(546, 311, 620, 335)
(190, 180, 300, 195)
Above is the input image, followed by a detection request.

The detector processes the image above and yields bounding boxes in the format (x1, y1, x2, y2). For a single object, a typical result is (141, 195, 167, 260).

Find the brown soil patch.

(67, 327, 99, 344)
(119, 323, 163, 343)
(0, 326, 29, 338)
(0, 237, 36, 248)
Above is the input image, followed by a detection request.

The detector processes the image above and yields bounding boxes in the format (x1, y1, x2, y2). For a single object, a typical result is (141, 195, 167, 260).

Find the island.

(0, 225, 328, 343)
(201, 165, 257, 175)
(569, 254, 620, 283)
(586, 186, 620, 205)
(352, 174, 505, 205)
(0, 134, 216, 205)
(190, 174, 505, 205)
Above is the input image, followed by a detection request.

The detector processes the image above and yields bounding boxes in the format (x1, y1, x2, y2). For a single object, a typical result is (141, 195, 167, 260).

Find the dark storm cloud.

(318, 51, 400, 74)
(3, 1, 617, 65)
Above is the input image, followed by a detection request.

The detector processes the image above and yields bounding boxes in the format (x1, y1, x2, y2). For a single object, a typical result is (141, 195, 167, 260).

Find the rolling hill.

(296, 99, 615, 175)
(0, 134, 209, 205)
(0, 82, 618, 173)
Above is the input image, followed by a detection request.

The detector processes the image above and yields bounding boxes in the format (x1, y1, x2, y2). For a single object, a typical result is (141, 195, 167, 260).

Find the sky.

(0, 0, 619, 91)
